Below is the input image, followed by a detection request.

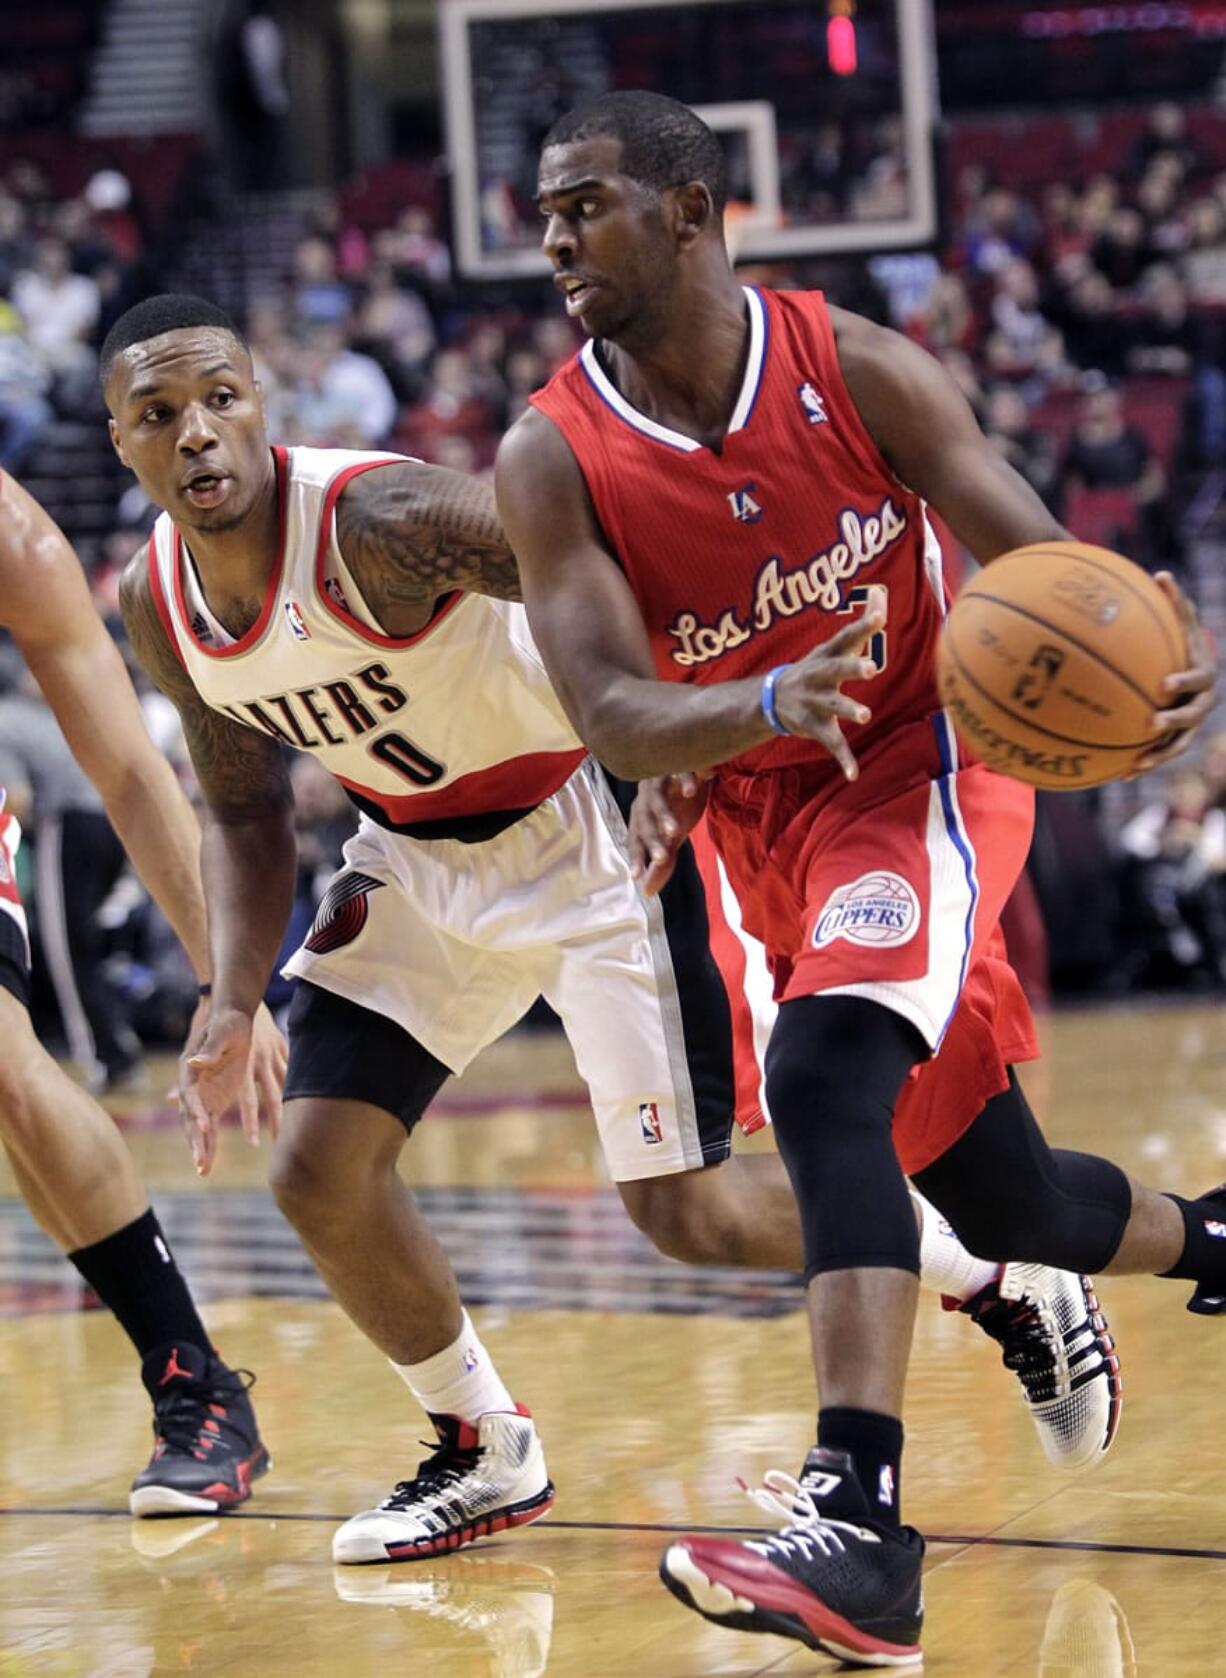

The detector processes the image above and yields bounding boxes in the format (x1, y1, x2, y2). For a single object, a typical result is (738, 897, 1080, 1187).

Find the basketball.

(936, 542, 1187, 791)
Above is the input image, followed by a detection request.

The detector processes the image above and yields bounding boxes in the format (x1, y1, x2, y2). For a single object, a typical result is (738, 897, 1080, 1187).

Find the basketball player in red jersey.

(498, 92, 1223, 1664)
(106, 294, 1130, 1567)
(0, 470, 281, 1513)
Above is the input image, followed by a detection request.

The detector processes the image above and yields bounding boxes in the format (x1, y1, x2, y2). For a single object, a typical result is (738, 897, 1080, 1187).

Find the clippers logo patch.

(813, 871, 921, 950)
(304, 871, 385, 955)
(285, 599, 312, 641)
(639, 1101, 664, 1146)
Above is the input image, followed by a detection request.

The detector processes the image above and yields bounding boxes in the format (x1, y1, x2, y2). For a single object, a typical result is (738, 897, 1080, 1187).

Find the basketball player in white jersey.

(0, 468, 285, 1513)
(108, 294, 1120, 1565)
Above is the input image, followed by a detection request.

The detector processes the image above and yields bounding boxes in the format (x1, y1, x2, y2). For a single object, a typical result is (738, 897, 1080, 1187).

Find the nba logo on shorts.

(284, 600, 312, 641)
(1204, 1220, 1226, 1238)
(639, 1102, 664, 1146)
(798, 381, 828, 425)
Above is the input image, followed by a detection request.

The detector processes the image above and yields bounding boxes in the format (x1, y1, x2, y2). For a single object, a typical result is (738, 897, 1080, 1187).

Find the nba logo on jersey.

(726, 482, 763, 524)
(798, 382, 828, 425)
(284, 600, 312, 641)
(639, 1102, 664, 1145)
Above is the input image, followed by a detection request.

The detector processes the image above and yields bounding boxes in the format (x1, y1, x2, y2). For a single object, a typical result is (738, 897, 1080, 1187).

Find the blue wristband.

(761, 665, 793, 736)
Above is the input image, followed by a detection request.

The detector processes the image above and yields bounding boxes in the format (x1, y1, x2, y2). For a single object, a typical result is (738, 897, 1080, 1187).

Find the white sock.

(913, 1191, 1000, 1304)
(391, 1310, 516, 1423)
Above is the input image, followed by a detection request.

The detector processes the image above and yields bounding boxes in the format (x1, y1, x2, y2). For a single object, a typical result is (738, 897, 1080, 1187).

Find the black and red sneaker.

(660, 1448, 923, 1668)
(1186, 1185, 1226, 1315)
(130, 1341, 271, 1517)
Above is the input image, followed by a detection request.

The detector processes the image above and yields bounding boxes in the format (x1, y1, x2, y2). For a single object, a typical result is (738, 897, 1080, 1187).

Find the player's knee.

(268, 1101, 390, 1230)
(0, 998, 47, 1123)
(619, 1174, 732, 1266)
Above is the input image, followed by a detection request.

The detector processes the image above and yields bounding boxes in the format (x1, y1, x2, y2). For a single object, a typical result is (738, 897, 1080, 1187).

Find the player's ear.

(107, 416, 130, 470)
(672, 181, 713, 248)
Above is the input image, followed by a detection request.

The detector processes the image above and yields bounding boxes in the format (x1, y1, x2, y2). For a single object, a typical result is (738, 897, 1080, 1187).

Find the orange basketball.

(936, 541, 1186, 790)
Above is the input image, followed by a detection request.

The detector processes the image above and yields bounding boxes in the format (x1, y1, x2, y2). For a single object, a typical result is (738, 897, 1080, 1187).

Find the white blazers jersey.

(147, 446, 585, 835)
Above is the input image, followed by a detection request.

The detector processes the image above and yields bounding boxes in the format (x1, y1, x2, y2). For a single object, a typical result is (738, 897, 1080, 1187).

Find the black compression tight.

(913, 1071, 1132, 1273)
(765, 995, 925, 1284)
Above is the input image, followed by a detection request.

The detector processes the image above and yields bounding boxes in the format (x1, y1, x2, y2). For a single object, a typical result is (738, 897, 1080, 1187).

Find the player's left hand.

(177, 1000, 285, 1173)
(1134, 572, 1219, 773)
(628, 773, 709, 896)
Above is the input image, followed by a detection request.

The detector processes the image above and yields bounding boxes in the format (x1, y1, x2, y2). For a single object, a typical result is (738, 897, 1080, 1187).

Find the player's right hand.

(179, 1006, 256, 1175)
(628, 772, 709, 896)
(774, 587, 886, 780)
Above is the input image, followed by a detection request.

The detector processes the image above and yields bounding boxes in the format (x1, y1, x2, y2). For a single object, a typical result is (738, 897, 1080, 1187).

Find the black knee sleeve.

(765, 996, 925, 1283)
(913, 1075, 1132, 1273)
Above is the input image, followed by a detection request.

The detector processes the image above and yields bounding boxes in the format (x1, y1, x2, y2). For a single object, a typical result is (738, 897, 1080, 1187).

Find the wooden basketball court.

(2, 1001, 1224, 1675)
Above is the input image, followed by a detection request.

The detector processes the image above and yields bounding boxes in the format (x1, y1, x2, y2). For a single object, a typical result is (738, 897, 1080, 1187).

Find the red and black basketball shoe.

(130, 1341, 271, 1516)
(1186, 1185, 1226, 1315)
(660, 1448, 924, 1668)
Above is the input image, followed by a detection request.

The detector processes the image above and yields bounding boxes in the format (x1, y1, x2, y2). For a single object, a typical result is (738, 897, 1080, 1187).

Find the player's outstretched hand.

(1133, 572, 1219, 774)
(247, 1002, 288, 1141)
(179, 1005, 256, 1176)
(629, 773, 709, 896)
(774, 586, 885, 780)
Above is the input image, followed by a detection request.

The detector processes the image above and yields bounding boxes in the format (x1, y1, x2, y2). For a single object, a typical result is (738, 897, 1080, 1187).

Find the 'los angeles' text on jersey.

(531, 287, 950, 780)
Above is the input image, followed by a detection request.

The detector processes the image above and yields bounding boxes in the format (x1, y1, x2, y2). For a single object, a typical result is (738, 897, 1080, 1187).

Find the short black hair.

(542, 91, 728, 215)
(100, 293, 246, 387)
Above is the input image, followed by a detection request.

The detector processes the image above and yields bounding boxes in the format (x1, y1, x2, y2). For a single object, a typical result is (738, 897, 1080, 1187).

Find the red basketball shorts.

(703, 713, 1040, 1173)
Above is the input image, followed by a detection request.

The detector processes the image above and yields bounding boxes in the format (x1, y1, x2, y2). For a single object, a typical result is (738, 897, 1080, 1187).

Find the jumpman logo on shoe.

(159, 1346, 193, 1386)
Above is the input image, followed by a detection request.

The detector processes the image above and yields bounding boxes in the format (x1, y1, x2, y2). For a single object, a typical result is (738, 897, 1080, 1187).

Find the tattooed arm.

(120, 553, 294, 1169)
(336, 460, 521, 634)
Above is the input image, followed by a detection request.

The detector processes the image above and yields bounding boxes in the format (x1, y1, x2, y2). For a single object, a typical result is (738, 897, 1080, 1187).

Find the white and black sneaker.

(961, 1264, 1122, 1468)
(660, 1448, 924, 1668)
(332, 1406, 554, 1565)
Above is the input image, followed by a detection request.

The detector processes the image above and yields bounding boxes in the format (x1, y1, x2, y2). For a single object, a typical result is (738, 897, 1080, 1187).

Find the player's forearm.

(200, 807, 297, 1017)
(100, 757, 212, 981)
(579, 670, 774, 780)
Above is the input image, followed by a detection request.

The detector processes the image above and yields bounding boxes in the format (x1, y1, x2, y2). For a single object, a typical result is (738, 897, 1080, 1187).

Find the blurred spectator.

(985, 259, 1066, 384)
(0, 660, 142, 1089)
(378, 206, 451, 290)
(1118, 770, 1226, 988)
(11, 236, 100, 392)
(0, 192, 33, 292)
(1130, 102, 1206, 182)
(289, 236, 353, 327)
(397, 347, 496, 458)
(981, 385, 1056, 503)
(0, 303, 53, 472)
(1091, 207, 1153, 290)
(1048, 266, 1123, 376)
(353, 262, 436, 396)
(287, 324, 398, 448)
(1179, 198, 1226, 305)
(1061, 384, 1162, 500)
(961, 186, 1040, 276)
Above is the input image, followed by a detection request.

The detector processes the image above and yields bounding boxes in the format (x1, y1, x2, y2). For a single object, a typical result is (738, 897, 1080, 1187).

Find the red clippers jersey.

(531, 286, 950, 782)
